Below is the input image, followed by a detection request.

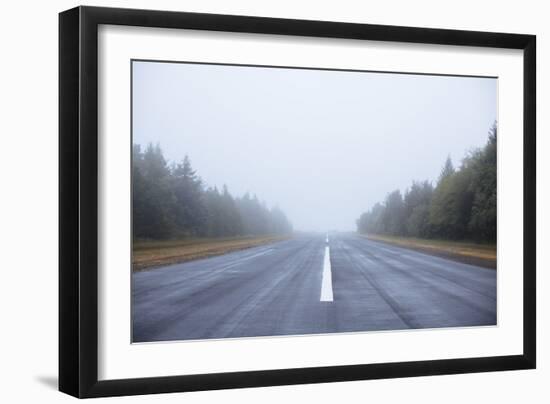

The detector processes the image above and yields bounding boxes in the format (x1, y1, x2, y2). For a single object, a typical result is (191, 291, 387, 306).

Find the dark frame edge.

(82, 355, 532, 398)
(59, 5, 102, 398)
(81, 5, 533, 49)
(59, 6, 81, 398)
(522, 35, 536, 369)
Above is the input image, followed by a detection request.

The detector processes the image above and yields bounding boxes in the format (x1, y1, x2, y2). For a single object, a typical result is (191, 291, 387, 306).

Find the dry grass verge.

(133, 235, 290, 271)
(363, 234, 496, 269)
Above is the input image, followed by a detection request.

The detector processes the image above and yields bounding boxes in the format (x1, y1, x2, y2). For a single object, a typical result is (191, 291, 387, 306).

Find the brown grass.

(363, 234, 496, 269)
(133, 235, 290, 271)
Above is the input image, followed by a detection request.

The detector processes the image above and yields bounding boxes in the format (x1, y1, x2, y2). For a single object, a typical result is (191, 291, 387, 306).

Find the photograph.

(131, 60, 497, 343)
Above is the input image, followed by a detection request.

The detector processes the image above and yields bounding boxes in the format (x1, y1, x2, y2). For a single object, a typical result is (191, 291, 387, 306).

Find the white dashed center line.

(320, 234, 333, 302)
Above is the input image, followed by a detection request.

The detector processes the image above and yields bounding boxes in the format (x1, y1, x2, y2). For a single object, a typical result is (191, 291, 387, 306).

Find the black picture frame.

(59, 5, 536, 398)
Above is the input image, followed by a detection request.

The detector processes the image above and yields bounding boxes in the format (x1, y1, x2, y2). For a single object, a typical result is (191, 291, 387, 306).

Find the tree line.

(133, 143, 293, 240)
(356, 123, 497, 243)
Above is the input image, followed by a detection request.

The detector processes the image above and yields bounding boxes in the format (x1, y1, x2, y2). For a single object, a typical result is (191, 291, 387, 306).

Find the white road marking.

(326, 233, 329, 243)
(320, 245, 334, 302)
(220, 248, 274, 270)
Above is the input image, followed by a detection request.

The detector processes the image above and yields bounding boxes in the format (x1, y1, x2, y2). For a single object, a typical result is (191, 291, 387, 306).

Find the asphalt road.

(132, 233, 496, 342)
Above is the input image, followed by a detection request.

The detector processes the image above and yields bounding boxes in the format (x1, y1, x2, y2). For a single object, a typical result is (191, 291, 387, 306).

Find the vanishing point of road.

(132, 233, 496, 342)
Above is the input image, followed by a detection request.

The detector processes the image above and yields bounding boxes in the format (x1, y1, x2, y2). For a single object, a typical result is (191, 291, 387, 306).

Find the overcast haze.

(133, 61, 496, 232)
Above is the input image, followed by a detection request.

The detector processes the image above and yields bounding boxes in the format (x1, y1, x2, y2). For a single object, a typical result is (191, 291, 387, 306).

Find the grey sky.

(133, 61, 496, 232)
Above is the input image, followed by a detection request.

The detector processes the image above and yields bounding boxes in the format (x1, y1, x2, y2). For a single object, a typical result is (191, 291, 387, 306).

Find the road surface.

(132, 233, 496, 342)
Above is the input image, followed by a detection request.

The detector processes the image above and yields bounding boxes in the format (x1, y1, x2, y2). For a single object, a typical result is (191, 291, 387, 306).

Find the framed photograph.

(59, 6, 536, 398)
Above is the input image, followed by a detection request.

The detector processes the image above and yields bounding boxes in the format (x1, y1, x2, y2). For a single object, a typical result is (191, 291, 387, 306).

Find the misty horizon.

(133, 61, 497, 232)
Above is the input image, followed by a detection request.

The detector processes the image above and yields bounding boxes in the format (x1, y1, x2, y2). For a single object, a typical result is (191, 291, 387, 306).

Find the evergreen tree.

(132, 144, 294, 240)
(438, 155, 455, 184)
(356, 122, 496, 243)
(404, 181, 433, 237)
(429, 167, 474, 239)
(132, 144, 147, 238)
(468, 123, 497, 241)
(133, 143, 175, 239)
(171, 155, 207, 237)
(381, 190, 405, 235)
(204, 187, 223, 237)
(269, 206, 293, 234)
(220, 185, 243, 236)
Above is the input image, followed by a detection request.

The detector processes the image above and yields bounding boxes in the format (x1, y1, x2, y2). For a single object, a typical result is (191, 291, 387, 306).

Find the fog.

(133, 61, 496, 232)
